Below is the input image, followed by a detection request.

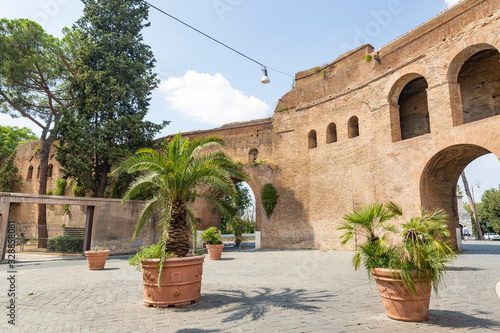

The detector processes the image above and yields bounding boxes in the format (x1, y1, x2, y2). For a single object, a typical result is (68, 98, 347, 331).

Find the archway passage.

(420, 144, 493, 244)
(398, 77, 430, 140)
(458, 48, 500, 124)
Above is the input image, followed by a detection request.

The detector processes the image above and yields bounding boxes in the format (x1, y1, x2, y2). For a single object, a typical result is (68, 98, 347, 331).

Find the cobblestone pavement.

(0, 241, 499, 332)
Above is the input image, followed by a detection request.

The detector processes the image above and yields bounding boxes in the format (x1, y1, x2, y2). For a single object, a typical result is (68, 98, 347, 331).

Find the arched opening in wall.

(308, 130, 317, 149)
(248, 148, 258, 163)
(326, 123, 337, 143)
(27, 166, 33, 179)
(398, 77, 430, 140)
(457, 48, 500, 124)
(457, 153, 500, 240)
(347, 116, 359, 138)
(420, 144, 499, 244)
(47, 164, 53, 178)
(36, 165, 40, 179)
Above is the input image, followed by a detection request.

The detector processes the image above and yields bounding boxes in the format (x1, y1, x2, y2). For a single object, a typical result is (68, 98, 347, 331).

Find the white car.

(483, 233, 500, 241)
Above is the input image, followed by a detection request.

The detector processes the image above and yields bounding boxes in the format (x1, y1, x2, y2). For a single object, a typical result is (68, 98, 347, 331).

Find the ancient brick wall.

(9, 0, 500, 250)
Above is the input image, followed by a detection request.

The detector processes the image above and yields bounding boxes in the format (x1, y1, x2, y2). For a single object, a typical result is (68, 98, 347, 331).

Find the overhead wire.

(145, 1, 295, 79)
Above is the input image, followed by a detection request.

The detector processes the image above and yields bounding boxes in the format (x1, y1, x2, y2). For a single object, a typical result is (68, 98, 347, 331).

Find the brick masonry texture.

(10, 0, 500, 251)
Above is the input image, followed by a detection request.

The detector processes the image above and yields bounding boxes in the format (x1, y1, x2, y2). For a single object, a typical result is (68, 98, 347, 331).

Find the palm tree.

(114, 133, 245, 262)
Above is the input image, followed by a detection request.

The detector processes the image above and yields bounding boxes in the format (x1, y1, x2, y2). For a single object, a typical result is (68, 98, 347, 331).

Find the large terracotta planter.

(371, 268, 432, 322)
(206, 244, 224, 260)
(141, 255, 205, 308)
(84, 250, 110, 270)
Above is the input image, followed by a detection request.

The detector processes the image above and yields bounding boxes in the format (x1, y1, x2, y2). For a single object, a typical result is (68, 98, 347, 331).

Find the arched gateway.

(173, 0, 500, 249)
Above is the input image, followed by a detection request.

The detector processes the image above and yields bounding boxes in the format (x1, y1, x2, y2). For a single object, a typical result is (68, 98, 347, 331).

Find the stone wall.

(10, 0, 500, 251)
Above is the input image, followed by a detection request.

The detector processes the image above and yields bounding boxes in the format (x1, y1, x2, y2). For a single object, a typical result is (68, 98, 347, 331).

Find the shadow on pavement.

(172, 287, 334, 323)
(445, 266, 484, 271)
(428, 309, 500, 329)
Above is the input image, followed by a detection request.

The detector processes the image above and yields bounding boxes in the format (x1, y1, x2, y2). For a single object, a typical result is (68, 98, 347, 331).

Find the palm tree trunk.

(166, 200, 190, 257)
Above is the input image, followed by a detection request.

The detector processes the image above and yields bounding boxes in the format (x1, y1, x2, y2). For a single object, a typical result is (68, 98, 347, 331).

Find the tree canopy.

(56, 0, 167, 197)
(0, 125, 38, 157)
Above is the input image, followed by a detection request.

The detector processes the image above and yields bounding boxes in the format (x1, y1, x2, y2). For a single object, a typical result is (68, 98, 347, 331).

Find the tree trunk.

(461, 172, 483, 240)
(166, 200, 190, 257)
(94, 158, 109, 198)
(37, 135, 53, 248)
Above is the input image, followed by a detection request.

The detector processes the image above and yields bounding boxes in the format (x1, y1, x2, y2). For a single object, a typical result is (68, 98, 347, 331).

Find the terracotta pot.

(141, 255, 205, 308)
(206, 244, 224, 260)
(370, 268, 431, 322)
(84, 250, 110, 270)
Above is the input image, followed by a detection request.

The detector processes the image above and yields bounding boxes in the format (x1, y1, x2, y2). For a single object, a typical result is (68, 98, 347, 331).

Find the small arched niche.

(347, 116, 359, 138)
(47, 164, 53, 178)
(248, 148, 258, 163)
(326, 123, 337, 144)
(308, 130, 317, 149)
(27, 166, 33, 179)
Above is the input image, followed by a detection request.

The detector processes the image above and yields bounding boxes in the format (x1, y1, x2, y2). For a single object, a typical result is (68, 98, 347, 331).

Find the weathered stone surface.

(10, 0, 500, 250)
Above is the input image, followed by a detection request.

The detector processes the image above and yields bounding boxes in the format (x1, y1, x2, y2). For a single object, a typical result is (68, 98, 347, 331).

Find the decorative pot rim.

(140, 254, 205, 264)
(370, 268, 431, 280)
(84, 250, 110, 255)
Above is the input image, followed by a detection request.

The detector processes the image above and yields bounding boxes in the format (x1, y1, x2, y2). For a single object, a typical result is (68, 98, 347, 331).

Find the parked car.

(483, 233, 500, 241)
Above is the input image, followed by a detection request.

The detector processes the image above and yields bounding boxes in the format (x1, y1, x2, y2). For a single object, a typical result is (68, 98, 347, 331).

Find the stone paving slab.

(0, 241, 499, 332)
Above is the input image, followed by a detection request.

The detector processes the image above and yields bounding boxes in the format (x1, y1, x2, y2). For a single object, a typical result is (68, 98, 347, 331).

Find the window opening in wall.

(47, 164, 53, 178)
(398, 77, 430, 140)
(348, 116, 359, 138)
(308, 130, 317, 149)
(248, 148, 259, 163)
(458, 49, 500, 124)
(326, 123, 337, 143)
(36, 165, 40, 179)
(27, 166, 33, 179)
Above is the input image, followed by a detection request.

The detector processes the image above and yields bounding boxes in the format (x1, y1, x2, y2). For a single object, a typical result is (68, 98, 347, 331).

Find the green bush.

(128, 243, 176, 271)
(55, 179, 67, 196)
(200, 227, 223, 245)
(72, 183, 85, 197)
(47, 236, 83, 252)
(261, 183, 278, 218)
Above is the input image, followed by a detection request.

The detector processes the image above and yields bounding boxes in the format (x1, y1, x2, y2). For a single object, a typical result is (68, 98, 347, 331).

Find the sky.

(1, 0, 499, 201)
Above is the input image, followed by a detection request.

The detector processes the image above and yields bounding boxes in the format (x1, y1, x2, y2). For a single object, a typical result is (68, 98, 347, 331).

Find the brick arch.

(385, 65, 434, 104)
(415, 128, 500, 245)
(443, 34, 500, 83)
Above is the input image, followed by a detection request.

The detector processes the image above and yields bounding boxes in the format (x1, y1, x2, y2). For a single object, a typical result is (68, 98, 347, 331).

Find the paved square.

(1, 241, 499, 332)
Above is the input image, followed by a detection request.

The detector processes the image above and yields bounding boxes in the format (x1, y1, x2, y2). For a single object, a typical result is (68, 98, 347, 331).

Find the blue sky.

(1, 0, 499, 200)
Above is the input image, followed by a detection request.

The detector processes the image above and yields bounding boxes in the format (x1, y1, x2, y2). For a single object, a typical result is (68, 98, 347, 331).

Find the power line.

(145, 1, 294, 79)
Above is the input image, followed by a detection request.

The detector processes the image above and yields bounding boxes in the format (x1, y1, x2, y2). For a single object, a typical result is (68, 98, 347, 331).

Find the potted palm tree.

(115, 133, 245, 307)
(84, 242, 110, 270)
(338, 202, 455, 322)
(200, 227, 224, 260)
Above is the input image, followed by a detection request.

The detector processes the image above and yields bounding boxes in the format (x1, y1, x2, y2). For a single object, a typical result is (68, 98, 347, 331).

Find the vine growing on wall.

(261, 183, 278, 218)
(55, 179, 67, 196)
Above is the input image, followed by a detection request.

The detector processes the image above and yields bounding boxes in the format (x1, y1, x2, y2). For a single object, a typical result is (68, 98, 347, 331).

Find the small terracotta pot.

(371, 268, 431, 322)
(206, 244, 224, 260)
(84, 250, 110, 270)
(141, 255, 205, 308)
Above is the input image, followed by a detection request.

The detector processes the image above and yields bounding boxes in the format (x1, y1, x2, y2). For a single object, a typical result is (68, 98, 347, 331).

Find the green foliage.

(63, 205, 70, 214)
(200, 227, 223, 245)
(32, 145, 41, 157)
(364, 54, 373, 62)
(46, 190, 53, 195)
(55, 179, 67, 196)
(338, 202, 456, 296)
(128, 243, 176, 271)
(261, 183, 278, 218)
(55, 0, 167, 198)
(47, 236, 83, 252)
(478, 186, 500, 233)
(321, 69, 326, 78)
(92, 241, 107, 251)
(110, 171, 150, 200)
(114, 133, 246, 288)
(0, 126, 38, 157)
(278, 106, 288, 112)
(0, 152, 21, 192)
(72, 183, 86, 197)
(314, 66, 321, 73)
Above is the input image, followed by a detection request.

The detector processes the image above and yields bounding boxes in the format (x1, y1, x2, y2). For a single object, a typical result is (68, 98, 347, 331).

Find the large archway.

(419, 144, 494, 243)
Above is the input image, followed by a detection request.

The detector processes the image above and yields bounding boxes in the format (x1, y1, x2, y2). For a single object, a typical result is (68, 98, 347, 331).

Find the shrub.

(47, 236, 83, 252)
(200, 227, 223, 245)
(261, 183, 278, 218)
(128, 243, 177, 271)
(72, 183, 85, 197)
(55, 179, 67, 196)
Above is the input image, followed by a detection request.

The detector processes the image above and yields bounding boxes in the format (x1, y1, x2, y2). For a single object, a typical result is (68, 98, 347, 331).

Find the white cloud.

(445, 0, 462, 8)
(159, 71, 270, 126)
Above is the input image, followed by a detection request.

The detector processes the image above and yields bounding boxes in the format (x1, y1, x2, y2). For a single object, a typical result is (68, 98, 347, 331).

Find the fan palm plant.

(114, 133, 245, 282)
